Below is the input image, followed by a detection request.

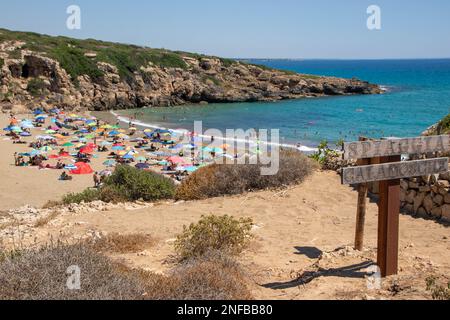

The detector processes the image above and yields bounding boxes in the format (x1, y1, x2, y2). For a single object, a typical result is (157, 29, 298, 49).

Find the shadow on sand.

(262, 260, 375, 290)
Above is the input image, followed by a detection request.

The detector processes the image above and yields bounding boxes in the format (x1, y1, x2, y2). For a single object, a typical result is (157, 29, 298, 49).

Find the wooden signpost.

(341, 135, 450, 277)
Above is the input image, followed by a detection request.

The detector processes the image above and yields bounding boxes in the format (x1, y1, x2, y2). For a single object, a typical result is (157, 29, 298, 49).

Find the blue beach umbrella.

(103, 160, 117, 167)
(122, 154, 134, 159)
(108, 130, 119, 136)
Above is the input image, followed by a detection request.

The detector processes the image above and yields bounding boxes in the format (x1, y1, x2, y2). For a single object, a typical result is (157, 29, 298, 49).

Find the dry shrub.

(141, 251, 252, 300)
(0, 242, 147, 300)
(174, 215, 253, 261)
(426, 276, 450, 300)
(90, 233, 155, 254)
(175, 149, 317, 200)
(0, 243, 252, 300)
(34, 211, 61, 228)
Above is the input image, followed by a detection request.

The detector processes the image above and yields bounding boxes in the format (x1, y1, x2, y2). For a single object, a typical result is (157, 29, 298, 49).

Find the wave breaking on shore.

(109, 111, 318, 153)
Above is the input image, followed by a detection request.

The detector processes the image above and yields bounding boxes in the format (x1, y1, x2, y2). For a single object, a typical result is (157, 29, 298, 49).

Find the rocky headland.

(0, 29, 382, 114)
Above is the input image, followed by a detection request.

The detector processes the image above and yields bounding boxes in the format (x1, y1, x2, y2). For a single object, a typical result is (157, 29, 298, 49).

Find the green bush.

(175, 150, 317, 200)
(104, 165, 175, 201)
(62, 188, 101, 205)
(174, 215, 253, 261)
(50, 45, 104, 82)
(59, 165, 175, 205)
(309, 140, 340, 165)
(26, 78, 47, 97)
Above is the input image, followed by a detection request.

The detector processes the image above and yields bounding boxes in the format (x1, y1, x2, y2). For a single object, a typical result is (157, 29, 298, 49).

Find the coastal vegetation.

(425, 114, 450, 136)
(175, 150, 317, 200)
(0, 28, 381, 112)
(174, 215, 253, 261)
(0, 28, 188, 83)
(426, 276, 450, 300)
(60, 165, 175, 205)
(26, 78, 47, 97)
(0, 222, 252, 299)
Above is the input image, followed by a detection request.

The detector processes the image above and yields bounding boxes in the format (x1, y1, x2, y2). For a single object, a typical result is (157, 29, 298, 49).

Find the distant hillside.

(0, 28, 382, 113)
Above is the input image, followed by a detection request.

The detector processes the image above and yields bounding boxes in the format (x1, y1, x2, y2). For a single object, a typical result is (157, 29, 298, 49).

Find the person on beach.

(93, 172, 100, 188)
(60, 171, 72, 181)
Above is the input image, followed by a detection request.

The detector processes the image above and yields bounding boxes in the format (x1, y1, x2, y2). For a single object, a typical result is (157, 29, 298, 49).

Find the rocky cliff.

(0, 29, 382, 114)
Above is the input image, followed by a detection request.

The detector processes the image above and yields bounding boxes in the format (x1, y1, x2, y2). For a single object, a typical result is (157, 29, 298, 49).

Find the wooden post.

(354, 157, 369, 251)
(354, 137, 369, 251)
(377, 155, 401, 277)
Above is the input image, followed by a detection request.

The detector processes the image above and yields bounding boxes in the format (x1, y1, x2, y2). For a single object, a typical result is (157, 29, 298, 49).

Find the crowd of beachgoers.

(2, 108, 255, 188)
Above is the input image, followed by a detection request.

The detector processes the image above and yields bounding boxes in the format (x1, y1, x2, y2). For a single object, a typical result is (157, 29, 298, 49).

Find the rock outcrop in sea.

(0, 29, 382, 113)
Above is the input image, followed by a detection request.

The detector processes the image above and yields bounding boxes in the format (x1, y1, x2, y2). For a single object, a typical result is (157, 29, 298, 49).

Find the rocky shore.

(0, 29, 382, 114)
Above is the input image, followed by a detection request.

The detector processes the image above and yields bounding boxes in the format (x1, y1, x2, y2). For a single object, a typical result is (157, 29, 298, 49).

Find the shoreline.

(101, 110, 319, 153)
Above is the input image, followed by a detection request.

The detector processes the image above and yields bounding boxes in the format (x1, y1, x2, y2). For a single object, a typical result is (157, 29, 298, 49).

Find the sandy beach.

(0, 113, 115, 211)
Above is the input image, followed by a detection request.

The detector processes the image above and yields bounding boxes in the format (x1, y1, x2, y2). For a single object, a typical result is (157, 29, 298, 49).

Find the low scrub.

(0, 242, 251, 300)
(0, 242, 146, 300)
(103, 165, 176, 202)
(174, 215, 253, 261)
(142, 251, 252, 300)
(426, 276, 450, 300)
(89, 233, 155, 254)
(175, 150, 317, 200)
(62, 188, 101, 205)
(26, 78, 47, 97)
(59, 165, 175, 205)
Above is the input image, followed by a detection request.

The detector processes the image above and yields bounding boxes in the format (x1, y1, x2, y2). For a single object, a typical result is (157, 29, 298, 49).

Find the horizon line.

(2, 27, 449, 62)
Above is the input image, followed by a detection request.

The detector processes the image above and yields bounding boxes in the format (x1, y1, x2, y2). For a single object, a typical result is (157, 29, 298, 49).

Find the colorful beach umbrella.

(40, 146, 53, 152)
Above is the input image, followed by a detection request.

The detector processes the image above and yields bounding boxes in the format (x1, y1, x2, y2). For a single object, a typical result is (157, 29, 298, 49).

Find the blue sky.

(1, 0, 449, 59)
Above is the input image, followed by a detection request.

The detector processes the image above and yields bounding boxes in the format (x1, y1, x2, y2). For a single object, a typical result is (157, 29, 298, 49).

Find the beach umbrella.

(211, 147, 224, 154)
(20, 132, 32, 137)
(122, 154, 134, 160)
(135, 163, 150, 170)
(136, 156, 147, 163)
(36, 135, 54, 140)
(79, 146, 94, 154)
(112, 145, 125, 151)
(169, 144, 184, 150)
(184, 143, 196, 149)
(45, 130, 57, 134)
(40, 146, 53, 152)
(183, 166, 199, 173)
(101, 141, 112, 146)
(101, 124, 113, 129)
(29, 149, 41, 156)
(20, 122, 34, 129)
(108, 130, 119, 136)
(70, 162, 94, 175)
(103, 160, 117, 167)
(167, 156, 187, 164)
(99, 169, 113, 177)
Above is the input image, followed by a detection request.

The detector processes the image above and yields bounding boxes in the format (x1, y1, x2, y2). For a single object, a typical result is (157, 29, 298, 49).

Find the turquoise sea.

(116, 59, 450, 148)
